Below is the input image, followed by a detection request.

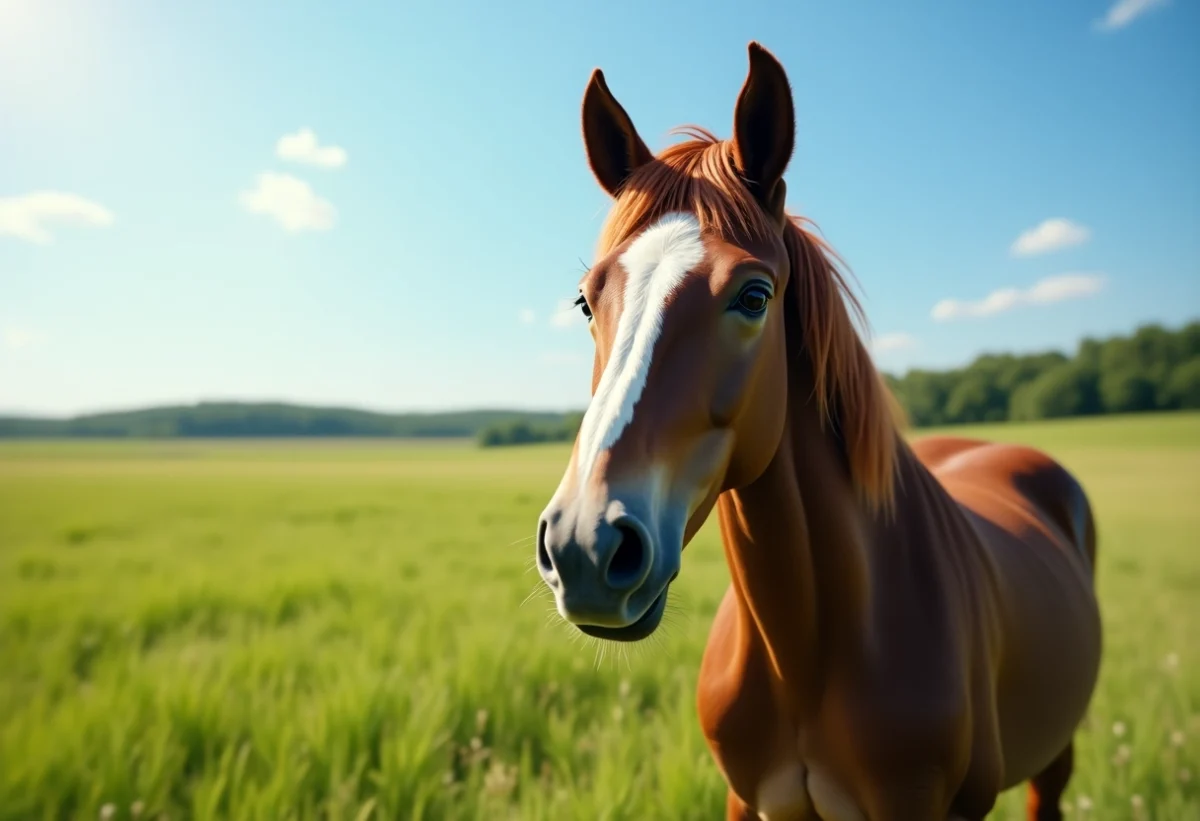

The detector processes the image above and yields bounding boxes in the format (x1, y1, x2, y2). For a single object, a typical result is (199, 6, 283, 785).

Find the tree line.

(476, 413, 585, 447)
(0, 403, 574, 440)
(883, 320, 1199, 427)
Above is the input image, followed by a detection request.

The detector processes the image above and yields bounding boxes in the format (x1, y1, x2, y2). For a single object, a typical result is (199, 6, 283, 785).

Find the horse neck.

(714, 391, 881, 712)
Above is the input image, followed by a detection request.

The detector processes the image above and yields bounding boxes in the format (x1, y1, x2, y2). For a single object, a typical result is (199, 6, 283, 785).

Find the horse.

(532, 42, 1102, 821)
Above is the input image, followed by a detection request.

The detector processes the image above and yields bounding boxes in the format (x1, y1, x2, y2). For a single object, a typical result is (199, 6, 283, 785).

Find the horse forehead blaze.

(575, 211, 707, 488)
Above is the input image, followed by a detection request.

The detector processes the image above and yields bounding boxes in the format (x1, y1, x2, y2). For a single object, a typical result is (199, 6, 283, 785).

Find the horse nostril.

(536, 519, 554, 575)
(605, 525, 646, 587)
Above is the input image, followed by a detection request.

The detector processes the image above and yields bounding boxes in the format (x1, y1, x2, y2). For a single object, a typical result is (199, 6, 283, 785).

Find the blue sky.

(1, 0, 1197, 416)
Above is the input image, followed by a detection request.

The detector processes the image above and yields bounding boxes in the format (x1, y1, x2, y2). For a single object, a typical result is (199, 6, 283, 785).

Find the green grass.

(1, 412, 1197, 820)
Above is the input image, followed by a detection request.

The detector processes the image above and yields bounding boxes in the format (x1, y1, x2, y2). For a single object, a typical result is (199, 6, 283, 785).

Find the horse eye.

(733, 284, 771, 317)
(575, 293, 593, 321)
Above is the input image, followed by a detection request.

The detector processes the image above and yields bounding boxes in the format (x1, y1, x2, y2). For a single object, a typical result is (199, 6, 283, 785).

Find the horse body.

(535, 41, 1102, 820)
(698, 405, 1101, 819)
(919, 438, 1101, 788)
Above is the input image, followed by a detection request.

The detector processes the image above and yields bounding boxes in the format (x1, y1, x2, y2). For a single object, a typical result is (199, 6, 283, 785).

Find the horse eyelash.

(573, 259, 593, 308)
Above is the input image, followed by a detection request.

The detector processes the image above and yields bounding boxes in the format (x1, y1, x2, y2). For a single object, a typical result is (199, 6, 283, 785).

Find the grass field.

(2, 413, 1198, 820)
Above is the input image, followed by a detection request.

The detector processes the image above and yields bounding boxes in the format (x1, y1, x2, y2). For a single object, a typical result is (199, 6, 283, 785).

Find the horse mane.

(596, 126, 900, 510)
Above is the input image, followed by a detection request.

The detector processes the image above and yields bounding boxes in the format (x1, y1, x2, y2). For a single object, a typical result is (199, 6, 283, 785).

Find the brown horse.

(534, 42, 1102, 821)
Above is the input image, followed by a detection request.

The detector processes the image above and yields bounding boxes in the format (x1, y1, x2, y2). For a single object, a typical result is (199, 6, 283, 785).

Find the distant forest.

(2, 321, 1196, 444)
(0, 404, 573, 441)
(883, 319, 1199, 427)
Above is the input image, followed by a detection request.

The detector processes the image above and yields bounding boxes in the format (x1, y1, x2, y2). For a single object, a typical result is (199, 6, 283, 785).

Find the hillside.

(0, 402, 572, 440)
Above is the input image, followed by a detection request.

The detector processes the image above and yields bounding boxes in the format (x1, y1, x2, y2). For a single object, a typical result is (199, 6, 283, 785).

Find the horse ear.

(582, 68, 654, 198)
(731, 42, 795, 222)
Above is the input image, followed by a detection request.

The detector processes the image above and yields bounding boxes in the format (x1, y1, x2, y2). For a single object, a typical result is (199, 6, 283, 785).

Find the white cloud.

(1010, 218, 1091, 257)
(518, 308, 537, 325)
(3, 326, 47, 350)
(550, 297, 587, 329)
(870, 332, 919, 355)
(1095, 0, 1169, 30)
(239, 172, 336, 232)
(932, 273, 1106, 321)
(276, 128, 347, 169)
(0, 191, 114, 244)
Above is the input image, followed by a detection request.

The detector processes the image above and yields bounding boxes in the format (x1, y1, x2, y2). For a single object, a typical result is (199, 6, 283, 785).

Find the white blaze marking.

(575, 212, 705, 487)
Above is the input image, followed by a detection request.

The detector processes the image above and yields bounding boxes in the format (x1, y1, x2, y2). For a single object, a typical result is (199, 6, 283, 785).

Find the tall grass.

(1, 413, 1197, 819)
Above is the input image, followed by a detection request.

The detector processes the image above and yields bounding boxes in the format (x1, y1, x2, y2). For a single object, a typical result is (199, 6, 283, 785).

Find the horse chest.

(753, 760, 865, 821)
(754, 760, 810, 820)
(698, 596, 867, 819)
(699, 683, 868, 820)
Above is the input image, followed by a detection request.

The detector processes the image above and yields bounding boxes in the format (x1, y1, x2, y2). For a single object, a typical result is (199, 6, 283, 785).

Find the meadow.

(1, 413, 1197, 820)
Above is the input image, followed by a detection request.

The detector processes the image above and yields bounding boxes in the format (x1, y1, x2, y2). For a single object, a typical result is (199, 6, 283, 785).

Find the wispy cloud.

(1010, 218, 1091, 257)
(550, 298, 587, 329)
(518, 308, 537, 325)
(932, 273, 1106, 321)
(276, 128, 347, 169)
(3, 326, 47, 350)
(239, 172, 336, 232)
(870, 332, 919, 355)
(0, 191, 114, 244)
(1095, 0, 1169, 30)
